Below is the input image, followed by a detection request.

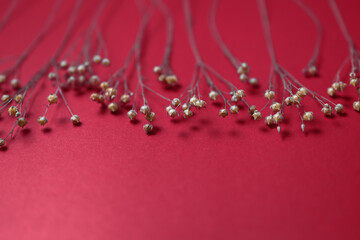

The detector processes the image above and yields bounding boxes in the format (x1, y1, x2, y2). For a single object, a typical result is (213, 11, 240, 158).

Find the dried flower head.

(47, 94, 58, 104)
(108, 103, 119, 113)
(353, 101, 360, 111)
(219, 109, 228, 118)
(17, 117, 28, 128)
(171, 98, 181, 107)
(118, 94, 129, 103)
(70, 115, 81, 125)
(303, 112, 314, 121)
(8, 106, 18, 116)
(37, 116, 48, 126)
(140, 105, 151, 115)
(143, 124, 153, 134)
(127, 110, 137, 120)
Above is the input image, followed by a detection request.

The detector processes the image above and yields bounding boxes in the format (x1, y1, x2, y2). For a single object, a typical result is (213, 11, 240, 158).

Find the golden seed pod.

(168, 109, 178, 118)
(47, 94, 58, 104)
(327, 87, 336, 97)
(237, 62, 249, 74)
(153, 66, 162, 74)
(335, 104, 344, 114)
(249, 105, 257, 115)
(353, 101, 360, 112)
(59, 60, 68, 69)
(296, 87, 308, 98)
(143, 124, 153, 134)
(332, 82, 340, 91)
(127, 110, 137, 120)
(48, 72, 56, 80)
(339, 81, 346, 91)
(0, 74, 6, 83)
(249, 78, 258, 85)
(102, 58, 110, 66)
(38, 116, 48, 126)
(292, 95, 301, 104)
(231, 95, 239, 102)
(145, 112, 156, 122)
(307, 66, 318, 76)
(230, 105, 239, 114)
(14, 94, 23, 103)
(158, 74, 165, 82)
(70, 115, 80, 125)
(67, 66, 76, 75)
(108, 103, 119, 113)
(321, 106, 332, 116)
(182, 103, 190, 111)
(183, 109, 193, 118)
(166, 106, 173, 113)
(11, 78, 20, 89)
(93, 55, 101, 63)
(235, 89, 245, 99)
(285, 96, 294, 106)
(77, 64, 86, 74)
(100, 82, 109, 90)
(350, 78, 359, 87)
(189, 96, 198, 106)
(252, 110, 262, 120)
(270, 102, 282, 112)
(165, 75, 178, 85)
(303, 112, 314, 121)
(219, 109, 228, 118)
(209, 91, 219, 101)
(120, 94, 130, 103)
(265, 115, 274, 126)
(273, 112, 283, 124)
(140, 105, 151, 115)
(1, 94, 10, 102)
(264, 90, 275, 100)
(8, 106, 18, 116)
(97, 95, 105, 104)
(105, 88, 117, 99)
(90, 93, 99, 102)
(90, 75, 100, 86)
(171, 98, 181, 107)
(239, 73, 248, 82)
(196, 99, 206, 108)
(17, 117, 28, 128)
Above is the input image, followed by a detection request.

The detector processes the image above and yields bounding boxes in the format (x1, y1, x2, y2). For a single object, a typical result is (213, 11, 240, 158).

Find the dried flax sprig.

(152, 0, 179, 87)
(0, 0, 84, 147)
(178, 0, 250, 121)
(90, 5, 167, 134)
(209, 0, 258, 86)
(293, 0, 322, 77)
(257, 0, 342, 133)
(328, 0, 360, 112)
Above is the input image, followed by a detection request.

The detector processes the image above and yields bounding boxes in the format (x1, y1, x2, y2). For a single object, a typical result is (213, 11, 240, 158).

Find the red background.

(1, 0, 360, 239)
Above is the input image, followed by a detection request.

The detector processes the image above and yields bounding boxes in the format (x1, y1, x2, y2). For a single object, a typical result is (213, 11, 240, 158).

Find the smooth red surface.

(1, 0, 360, 239)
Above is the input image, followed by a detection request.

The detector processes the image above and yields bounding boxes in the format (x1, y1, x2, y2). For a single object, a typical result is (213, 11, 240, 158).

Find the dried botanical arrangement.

(0, 0, 108, 146)
(257, 0, 343, 133)
(0, 0, 358, 148)
(328, 0, 360, 112)
(180, 0, 251, 121)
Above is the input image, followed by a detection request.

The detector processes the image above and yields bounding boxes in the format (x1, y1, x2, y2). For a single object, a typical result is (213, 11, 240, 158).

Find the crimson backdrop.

(0, 0, 360, 239)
